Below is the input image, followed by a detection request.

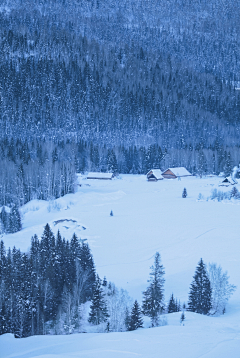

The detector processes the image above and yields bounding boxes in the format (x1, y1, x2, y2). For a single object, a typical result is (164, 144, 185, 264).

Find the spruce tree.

(182, 188, 187, 198)
(142, 252, 165, 326)
(188, 258, 212, 315)
(0, 206, 9, 233)
(9, 205, 22, 233)
(78, 242, 96, 302)
(88, 276, 109, 325)
(168, 294, 177, 313)
(128, 300, 143, 331)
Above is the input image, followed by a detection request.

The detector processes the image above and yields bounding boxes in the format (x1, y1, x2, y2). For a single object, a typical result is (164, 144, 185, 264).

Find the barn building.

(147, 169, 164, 181)
(161, 167, 192, 179)
(87, 172, 114, 180)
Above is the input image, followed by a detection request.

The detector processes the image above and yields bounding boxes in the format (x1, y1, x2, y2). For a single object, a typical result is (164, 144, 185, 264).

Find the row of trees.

(1, 135, 240, 207)
(124, 254, 236, 329)
(0, 234, 236, 337)
(0, 137, 76, 206)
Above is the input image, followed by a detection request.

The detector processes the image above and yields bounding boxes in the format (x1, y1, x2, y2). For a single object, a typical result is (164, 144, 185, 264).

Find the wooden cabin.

(87, 172, 114, 180)
(147, 169, 164, 181)
(161, 167, 192, 179)
(219, 176, 237, 186)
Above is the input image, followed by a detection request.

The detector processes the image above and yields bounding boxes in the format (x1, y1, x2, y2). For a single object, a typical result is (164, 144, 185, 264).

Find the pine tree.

(142, 252, 165, 326)
(182, 188, 187, 198)
(128, 300, 143, 331)
(188, 258, 212, 315)
(168, 294, 177, 313)
(9, 205, 22, 233)
(107, 149, 118, 173)
(88, 276, 109, 325)
(0, 206, 9, 233)
(78, 242, 96, 302)
(102, 276, 107, 287)
(110, 210, 113, 216)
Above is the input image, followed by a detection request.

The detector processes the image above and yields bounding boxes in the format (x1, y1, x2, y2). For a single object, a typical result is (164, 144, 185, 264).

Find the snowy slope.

(1, 174, 240, 357)
(3, 175, 239, 303)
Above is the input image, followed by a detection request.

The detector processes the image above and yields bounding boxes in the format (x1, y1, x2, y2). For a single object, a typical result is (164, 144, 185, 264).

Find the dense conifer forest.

(0, 0, 240, 206)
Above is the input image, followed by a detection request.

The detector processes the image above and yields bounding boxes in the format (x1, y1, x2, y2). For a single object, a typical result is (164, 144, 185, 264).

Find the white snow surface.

(1, 174, 240, 357)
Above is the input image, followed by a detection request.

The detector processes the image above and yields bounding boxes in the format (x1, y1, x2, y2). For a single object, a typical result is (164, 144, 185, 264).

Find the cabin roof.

(87, 172, 113, 179)
(162, 167, 192, 176)
(147, 169, 163, 179)
(222, 176, 238, 185)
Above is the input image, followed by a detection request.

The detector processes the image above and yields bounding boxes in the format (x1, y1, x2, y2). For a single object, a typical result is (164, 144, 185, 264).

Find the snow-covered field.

(1, 174, 240, 357)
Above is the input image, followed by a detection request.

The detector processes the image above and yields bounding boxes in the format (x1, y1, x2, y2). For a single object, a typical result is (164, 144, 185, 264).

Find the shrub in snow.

(207, 263, 236, 315)
(197, 193, 204, 201)
(210, 189, 230, 201)
(180, 312, 185, 325)
(105, 321, 111, 332)
(104, 281, 133, 332)
(47, 199, 62, 212)
(110, 210, 113, 216)
(230, 186, 239, 198)
(182, 188, 187, 198)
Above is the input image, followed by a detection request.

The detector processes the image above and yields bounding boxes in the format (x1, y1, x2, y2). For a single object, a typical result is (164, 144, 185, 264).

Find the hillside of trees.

(0, 0, 240, 205)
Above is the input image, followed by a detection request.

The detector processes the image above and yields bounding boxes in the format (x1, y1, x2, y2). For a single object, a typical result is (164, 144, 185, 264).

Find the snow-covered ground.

(1, 174, 240, 357)
(1, 311, 240, 358)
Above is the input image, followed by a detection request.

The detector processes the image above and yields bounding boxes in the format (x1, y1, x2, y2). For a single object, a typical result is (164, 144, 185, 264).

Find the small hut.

(219, 176, 238, 186)
(147, 169, 164, 181)
(161, 167, 192, 179)
(87, 172, 114, 180)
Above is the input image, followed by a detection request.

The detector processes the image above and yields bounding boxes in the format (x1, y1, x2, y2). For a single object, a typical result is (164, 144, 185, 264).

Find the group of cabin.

(86, 170, 238, 186)
(147, 167, 192, 181)
(86, 168, 192, 181)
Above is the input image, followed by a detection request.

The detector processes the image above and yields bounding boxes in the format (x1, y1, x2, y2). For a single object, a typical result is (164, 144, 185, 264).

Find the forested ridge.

(0, 0, 240, 205)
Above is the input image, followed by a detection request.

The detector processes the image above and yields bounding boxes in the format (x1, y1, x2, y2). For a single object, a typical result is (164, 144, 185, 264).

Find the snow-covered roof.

(147, 169, 164, 180)
(221, 176, 238, 185)
(87, 172, 113, 179)
(163, 167, 192, 176)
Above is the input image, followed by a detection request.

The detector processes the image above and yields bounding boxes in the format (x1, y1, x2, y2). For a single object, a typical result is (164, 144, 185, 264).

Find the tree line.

(0, 136, 239, 208)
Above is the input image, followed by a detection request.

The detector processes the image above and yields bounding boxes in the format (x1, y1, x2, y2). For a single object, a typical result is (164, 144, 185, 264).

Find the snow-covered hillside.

(1, 174, 240, 357)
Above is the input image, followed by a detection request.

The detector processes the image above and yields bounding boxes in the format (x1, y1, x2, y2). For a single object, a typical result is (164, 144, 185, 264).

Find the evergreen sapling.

(128, 300, 143, 331)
